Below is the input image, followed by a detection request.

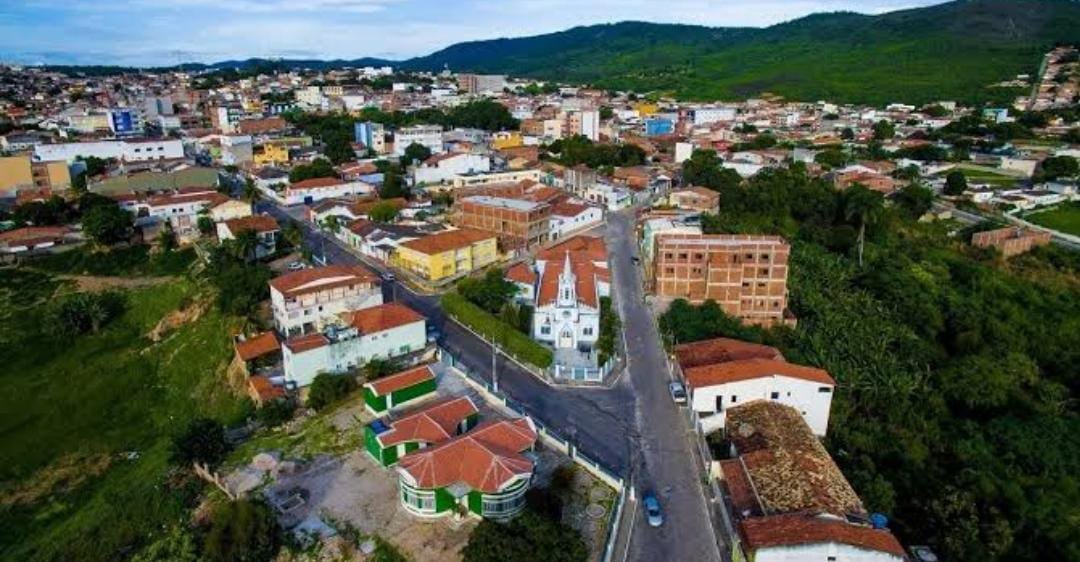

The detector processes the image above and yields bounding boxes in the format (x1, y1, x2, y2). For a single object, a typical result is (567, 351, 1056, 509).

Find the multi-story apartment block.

(451, 195, 552, 250)
(653, 234, 791, 326)
(269, 265, 383, 337)
(394, 125, 444, 157)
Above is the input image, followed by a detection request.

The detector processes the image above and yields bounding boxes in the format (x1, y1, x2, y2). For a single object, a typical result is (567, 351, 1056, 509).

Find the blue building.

(109, 108, 140, 136)
(644, 117, 674, 137)
(355, 121, 385, 148)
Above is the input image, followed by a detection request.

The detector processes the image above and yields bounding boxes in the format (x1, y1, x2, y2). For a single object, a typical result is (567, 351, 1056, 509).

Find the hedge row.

(441, 292, 554, 369)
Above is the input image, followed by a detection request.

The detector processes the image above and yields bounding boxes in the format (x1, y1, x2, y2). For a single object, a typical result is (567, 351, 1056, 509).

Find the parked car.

(287, 261, 305, 271)
(642, 491, 664, 527)
(668, 381, 687, 405)
(381, 271, 396, 282)
(426, 325, 441, 343)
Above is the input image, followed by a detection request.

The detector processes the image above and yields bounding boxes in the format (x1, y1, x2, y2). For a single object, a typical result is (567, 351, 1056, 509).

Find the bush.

(81, 204, 134, 245)
(307, 373, 357, 410)
(202, 499, 281, 562)
(255, 399, 295, 427)
(441, 293, 554, 368)
(597, 296, 620, 365)
(34, 245, 195, 276)
(170, 418, 229, 467)
(45, 291, 126, 336)
(462, 508, 587, 562)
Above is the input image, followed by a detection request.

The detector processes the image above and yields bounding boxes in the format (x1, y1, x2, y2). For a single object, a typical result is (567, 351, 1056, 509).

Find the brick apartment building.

(652, 234, 791, 326)
(450, 195, 551, 251)
(972, 226, 1052, 257)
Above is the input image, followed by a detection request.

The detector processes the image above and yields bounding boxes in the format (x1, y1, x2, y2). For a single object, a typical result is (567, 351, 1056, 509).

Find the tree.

(842, 183, 884, 267)
(157, 223, 178, 252)
(132, 525, 199, 562)
(13, 195, 73, 226)
(82, 205, 133, 245)
(1036, 155, 1078, 182)
(893, 183, 935, 220)
(841, 127, 855, 141)
(458, 268, 518, 314)
(46, 291, 126, 335)
(401, 142, 432, 166)
(944, 170, 968, 196)
(71, 171, 88, 195)
(599, 106, 614, 120)
(202, 499, 281, 562)
(873, 119, 896, 141)
(231, 228, 260, 262)
(281, 220, 303, 249)
(462, 508, 587, 562)
(243, 178, 260, 203)
(1064, 128, 1080, 144)
(682, 149, 741, 191)
(170, 418, 229, 467)
(307, 373, 357, 410)
(198, 215, 216, 236)
(368, 201, 400, 223)
(288, 158, 336, 183)
(361, 358, 400, 381)
(323, 135, 356, 164)
(814, 149, 848, 169)
(380, 167, 408, 199)
(78, 155, 111, 177)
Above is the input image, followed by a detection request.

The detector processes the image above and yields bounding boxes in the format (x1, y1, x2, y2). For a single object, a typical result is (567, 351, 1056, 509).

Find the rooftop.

(740, 514, 905, 558)
(674, 337, 784, 370)
(398, 228, 494, 255)
(460, 195, 544, 212)
(377, 396, 479, 448)
(684, 358, 835, 389)
(234, 331, 280, 362)
(365, 364, 436, 396)
(269, 265, 378, 298)
(397, 418, 537, 493)
(342, 302, 425, 335)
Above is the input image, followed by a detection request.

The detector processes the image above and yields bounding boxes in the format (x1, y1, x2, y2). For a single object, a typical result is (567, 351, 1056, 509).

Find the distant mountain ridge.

(46, 0, 1080, 105)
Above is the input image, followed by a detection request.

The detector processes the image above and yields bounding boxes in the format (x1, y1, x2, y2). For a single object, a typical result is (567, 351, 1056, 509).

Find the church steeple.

(558, 251, 576, 306)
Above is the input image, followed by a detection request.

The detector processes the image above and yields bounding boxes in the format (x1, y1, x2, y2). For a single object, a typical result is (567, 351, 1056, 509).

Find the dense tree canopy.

(681, 149, 741, 191)
(202, 499, 281, 562)
(544, 135, 646, 169)
(81, 205, 134, 246)
(288, 157, 336, 183)
(170, 418, 229, 467)
(458, 268, 518, 314)
(462, 508, 587, 562)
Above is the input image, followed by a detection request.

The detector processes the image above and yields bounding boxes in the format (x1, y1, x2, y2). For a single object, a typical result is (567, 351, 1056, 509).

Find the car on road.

(426, 325, 441, 343)
(631, 255, 640, 264)
(381, 271, 396, 282)
(642, 491, 664, 527)
(287, 261, 306, 271)
(668, 381, 687, 405)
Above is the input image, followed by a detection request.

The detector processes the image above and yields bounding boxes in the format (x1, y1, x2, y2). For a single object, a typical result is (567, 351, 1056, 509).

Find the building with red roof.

(364, 396, 479, 466)
(675, 336, 835, 436)
(269, 265, 382, 337)
(216, 214, 280, 259)
(281, 177, 375, 206)
(396, 417, 537, 519)
(281, 302, 427, 388)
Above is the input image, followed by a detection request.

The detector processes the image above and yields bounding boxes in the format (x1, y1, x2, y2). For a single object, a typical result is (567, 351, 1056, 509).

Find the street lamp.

(491, 334, 499, 393)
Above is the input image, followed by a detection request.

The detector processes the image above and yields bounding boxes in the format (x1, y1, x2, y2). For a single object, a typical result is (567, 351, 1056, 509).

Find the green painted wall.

(389, 378, 437, 408)
(363, 425, 382, 462)
(364, 387, 387, 412)
(383, 445, 398, 465)
(404, 441, 420, 454)
(435, 488, 457, 512)
(468, 491, 483, 515)
(462, 413, 480, 434)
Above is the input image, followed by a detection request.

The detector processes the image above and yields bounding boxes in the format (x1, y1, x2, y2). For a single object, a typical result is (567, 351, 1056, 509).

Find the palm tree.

(842, 183, 885, 267)
(232, 228, 259, 262)
(243, 178, 261, 204)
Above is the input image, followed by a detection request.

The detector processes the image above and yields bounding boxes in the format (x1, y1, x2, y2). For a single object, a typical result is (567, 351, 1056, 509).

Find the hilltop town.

(1, 39, 1078, 562)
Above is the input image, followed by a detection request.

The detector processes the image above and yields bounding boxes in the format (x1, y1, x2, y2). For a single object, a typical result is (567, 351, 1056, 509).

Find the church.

(506, 235, 611, 352)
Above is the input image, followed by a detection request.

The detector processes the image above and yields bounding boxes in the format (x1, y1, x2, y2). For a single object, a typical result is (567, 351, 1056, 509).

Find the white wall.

(690, 376, 834, 436)
(412, 153, 490, 185)
(753, 541, 902, 562)
(283, 321, 426, 387)
(551, 207, 603, 239)
(271, 284, 384, 336)
(282, 180, 375, 205)
(34, 139, 184, 164)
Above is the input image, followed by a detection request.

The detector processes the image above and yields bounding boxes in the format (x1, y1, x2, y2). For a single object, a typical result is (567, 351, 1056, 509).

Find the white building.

(34, 139, 184, 164)
(411, 152, 490, 186)
(692, 107, 737, 125)
(580, 110, 601, 142)
(394, 125, 444, 157)
(549, 201, 603, 240)
(580, 182, 632, 211)
(216, 215, 280, 259)
(269, 265, 383, 337)
(282, 302, 426, 388)
(281, 178, 376, 206)
(674, 142, 695, 164)
(296, 86, 327, 110)
(134, 190, 229, 236)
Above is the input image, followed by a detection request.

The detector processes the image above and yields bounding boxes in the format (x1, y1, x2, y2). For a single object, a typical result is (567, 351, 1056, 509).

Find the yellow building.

(632, 102, 660, 116)
(492, 131, 523, 150)
(253, 142, 290, 166)
(391, 228, 498, 282)
(0, 156, 70, 195)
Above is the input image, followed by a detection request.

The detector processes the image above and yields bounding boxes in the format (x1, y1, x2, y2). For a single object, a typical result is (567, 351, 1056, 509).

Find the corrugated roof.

(674, 337, 784, 370)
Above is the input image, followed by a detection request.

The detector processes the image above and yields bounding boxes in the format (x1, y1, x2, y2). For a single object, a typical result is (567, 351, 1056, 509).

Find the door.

(559, 327, 574, 348)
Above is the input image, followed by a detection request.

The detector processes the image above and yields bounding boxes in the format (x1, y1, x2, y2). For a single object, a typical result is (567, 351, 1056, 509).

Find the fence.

(549, 357, 614, 383)
(440, 346, 631, 561)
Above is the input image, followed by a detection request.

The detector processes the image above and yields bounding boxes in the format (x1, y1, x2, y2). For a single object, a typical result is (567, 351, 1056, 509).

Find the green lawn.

(945, 165, 1024, 188)
(0, 268, 249, 562)
(1024, 203, 1080, 236)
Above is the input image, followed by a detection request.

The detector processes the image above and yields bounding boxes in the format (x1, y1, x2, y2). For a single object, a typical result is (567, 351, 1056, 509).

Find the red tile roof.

(505, 263, 537, 285)
(535, 234, 607, 263)
(674, 337, 784, 370)
(397, 418, 537, 493)
(719, 459, 760, 517)
(234, 331, 280, 361)
(223, 215, 279, 235)
(344, 302, 425, 335)
(283, 333, 330, 353)
(0, 226, 69, 245)
(248, 375, 287, 403)
(269, 265, 378, 297)
(365, 364, 435, 396)
(536, 255, 602, 308)
(289, 177, 343, 190)
(550, 201, 591, 218)
(398, 228, 494, 255)
(378, 396, 478, 448)
(685, 358, 834, 389)
(739, 514, 905, 558)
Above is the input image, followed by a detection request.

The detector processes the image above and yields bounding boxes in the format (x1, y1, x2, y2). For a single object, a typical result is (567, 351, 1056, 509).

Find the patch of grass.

(441, 292, 554, 368)
(0, 271, 249, 562)
(226, 398, 364, 468)
(29, 245, 195, 277)
(1023, 203, 1080, 236)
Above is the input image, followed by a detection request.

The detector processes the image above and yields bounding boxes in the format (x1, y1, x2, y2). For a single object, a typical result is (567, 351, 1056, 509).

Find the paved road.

(262, 203, 723, 561)
(605, 211, 724, 562)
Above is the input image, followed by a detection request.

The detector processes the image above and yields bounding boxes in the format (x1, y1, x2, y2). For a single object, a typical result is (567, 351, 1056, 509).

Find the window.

(583, 327, 593, 335)
(678, 253, 688, 260)
(770, 392, 779, 400)
(541, 326, 551, 335)
(401, 486, 435, 511)
(715, 396, 723, 412)
(730, 395, 738, 403)
(482, 491, 526, 516)
(818, 386, 832, 393)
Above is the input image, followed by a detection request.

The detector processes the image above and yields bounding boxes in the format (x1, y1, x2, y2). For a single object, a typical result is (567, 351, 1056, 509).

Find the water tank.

(869, 513, 889, 529)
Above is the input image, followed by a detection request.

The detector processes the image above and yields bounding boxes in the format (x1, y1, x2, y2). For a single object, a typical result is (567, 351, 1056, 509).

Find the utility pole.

(491, 334, 499, 393)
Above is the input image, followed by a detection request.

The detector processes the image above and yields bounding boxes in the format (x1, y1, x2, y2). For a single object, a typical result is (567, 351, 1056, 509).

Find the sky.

(0, 0, 946, 66)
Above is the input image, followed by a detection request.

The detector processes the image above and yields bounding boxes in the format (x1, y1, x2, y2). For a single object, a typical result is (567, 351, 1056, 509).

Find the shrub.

(441, 293, 553, 368)
(170, 418, 229, 467)
(202, 499, 281, 562)
(46, 291, 126, 335)
(255, 399, 295, 427)
(307, 373, 357, 410)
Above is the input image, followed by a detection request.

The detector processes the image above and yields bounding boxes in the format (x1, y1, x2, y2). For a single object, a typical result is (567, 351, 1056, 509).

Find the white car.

(668, 381, 687, 405)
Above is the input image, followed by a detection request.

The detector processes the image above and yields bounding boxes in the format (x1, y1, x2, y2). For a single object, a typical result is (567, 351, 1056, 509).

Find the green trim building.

(364, 396, 480, 466)
(396, 417, 538, 519)
(363, 364, 437, 415)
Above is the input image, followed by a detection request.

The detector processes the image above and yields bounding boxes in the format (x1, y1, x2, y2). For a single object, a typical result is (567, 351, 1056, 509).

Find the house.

(136, 190, 230, 238)
(234, 331, 281, 373)
(208, 199, 253, 222)
(719, 401, 905, 562)
(247, 375, 287, 407)
(390, 228, 498, 283)
(548, 201, 603, 240)
(0, 226, 74, 254)
(363, 364, 438, 415)
(396, 417, 537, 519)
(282, 302, 427, 388)
(972, 226, 1051, 257)
(281, 177, 375, 205)
(364, 396, 479, 466)
(216, 215, 280, 259)
(668, 187, 720, 213)
(393, 125, 444, 157)
(450, 196, 552, 251)
(411, 152, 490, 186)
(309, 197, 408, 225)
(832, 169, 898, 194)
(652, 234, 792, 327)
(269, 265, 382, 336)
(675, 337, 835, 435)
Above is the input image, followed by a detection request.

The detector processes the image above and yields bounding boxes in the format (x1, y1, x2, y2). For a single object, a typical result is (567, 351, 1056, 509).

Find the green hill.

(403, 0, 1080, 105)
